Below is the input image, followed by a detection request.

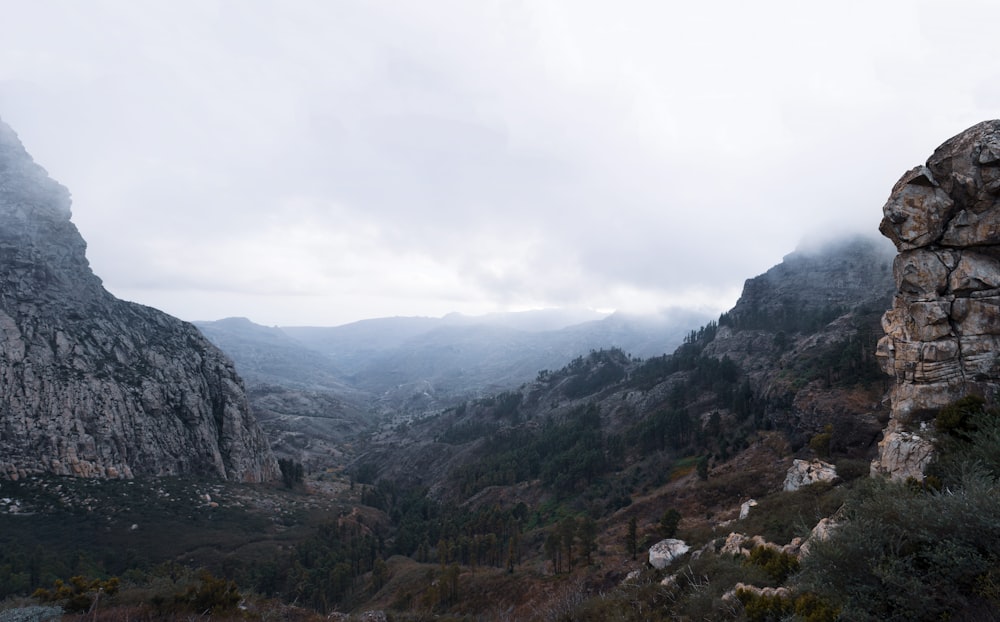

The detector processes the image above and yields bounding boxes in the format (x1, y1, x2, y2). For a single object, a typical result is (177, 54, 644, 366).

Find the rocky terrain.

(874, 119, 1000, 479)
(0, 118, 277, 482)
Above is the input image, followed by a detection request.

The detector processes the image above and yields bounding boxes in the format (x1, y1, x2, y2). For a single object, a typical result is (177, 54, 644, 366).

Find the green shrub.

(153, 569, 240, 616)
(744, 546, 800, 584)
(935, 394, 985, 438)
(736, 588, 793, 622)
(793, 592, 840, 622)
(808, 425, 833, 459)
(32, 575, 119, 613)
(797, 472, 1000, 621)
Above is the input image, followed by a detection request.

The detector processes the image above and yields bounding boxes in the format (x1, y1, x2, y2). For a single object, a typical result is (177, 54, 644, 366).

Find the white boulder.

(648, 538, 690, 569)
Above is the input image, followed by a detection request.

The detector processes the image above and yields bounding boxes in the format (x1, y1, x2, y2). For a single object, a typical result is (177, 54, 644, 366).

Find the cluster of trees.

(451, 403, 613, 497)
(537, 348, 630, 398)
(544, 515, 597, 573)
(719, 302, 845, 334)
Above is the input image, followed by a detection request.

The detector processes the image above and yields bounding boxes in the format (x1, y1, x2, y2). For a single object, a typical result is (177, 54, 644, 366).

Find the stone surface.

(799, 516, 839, 558)
(739, 498, 758, 520)
(0, 117, 278, 482)
(783, 459, 838, 491)
(870, 429, 935, 482)
(648, 538, 690, 569)
(875, 120, 1000, 480)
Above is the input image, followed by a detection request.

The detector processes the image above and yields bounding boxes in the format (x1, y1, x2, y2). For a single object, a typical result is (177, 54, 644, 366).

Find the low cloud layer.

(2, 1, 998, 325)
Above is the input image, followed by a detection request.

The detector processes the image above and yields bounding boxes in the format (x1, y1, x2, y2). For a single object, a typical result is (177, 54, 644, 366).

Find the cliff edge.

(0, 118, 278, 482)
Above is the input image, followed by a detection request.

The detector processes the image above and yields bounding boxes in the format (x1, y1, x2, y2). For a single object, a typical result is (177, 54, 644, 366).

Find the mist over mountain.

(280, 307, 711, 393)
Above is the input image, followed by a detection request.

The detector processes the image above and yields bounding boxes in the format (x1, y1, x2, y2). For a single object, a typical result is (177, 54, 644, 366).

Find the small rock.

(739, 498, 758, 520)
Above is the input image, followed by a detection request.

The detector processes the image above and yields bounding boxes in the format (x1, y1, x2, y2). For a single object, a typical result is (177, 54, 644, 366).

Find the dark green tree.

(626, 516, 638, 560)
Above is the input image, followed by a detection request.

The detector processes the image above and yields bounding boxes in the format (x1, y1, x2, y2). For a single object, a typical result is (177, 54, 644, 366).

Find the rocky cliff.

(0, 118, 278, 482)
(874, 120, 1000, 479)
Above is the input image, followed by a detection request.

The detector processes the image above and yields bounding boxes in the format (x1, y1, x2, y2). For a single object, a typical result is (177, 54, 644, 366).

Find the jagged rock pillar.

(873, 120, 1000, 480)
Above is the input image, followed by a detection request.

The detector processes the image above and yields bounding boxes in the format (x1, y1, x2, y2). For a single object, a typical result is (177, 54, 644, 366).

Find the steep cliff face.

(874, 120, 1000, 479)
(0, 118, 278, 482)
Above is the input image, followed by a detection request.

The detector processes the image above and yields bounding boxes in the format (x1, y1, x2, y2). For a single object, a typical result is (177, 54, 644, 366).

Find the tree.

(659, 509, 681, 539)
(559, 517, 578, 570)
(545, 530, 561, 574)
(626, 516, 638, 560)
(697, 455, 709, 480)
(577, 516, 597, 566)
(278, 458, 304, 489)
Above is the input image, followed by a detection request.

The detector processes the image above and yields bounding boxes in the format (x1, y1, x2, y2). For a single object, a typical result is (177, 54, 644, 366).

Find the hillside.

(353, 234, 895, 498)
(196, 308, 711, 466)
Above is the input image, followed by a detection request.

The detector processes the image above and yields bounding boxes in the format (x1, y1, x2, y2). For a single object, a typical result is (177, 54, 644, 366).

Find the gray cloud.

(2, 0, 999, 325)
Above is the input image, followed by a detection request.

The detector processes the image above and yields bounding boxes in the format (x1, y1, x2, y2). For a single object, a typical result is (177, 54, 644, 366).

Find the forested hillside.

(11, 233, 993, 621)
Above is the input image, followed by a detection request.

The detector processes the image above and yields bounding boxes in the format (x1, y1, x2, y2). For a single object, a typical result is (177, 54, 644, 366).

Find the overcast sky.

(1, 1, 998, 326)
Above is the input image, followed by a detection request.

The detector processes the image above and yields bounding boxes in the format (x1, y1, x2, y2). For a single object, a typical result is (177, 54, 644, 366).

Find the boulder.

(783, 459, 838, 491)
(648, 539, 690, 569)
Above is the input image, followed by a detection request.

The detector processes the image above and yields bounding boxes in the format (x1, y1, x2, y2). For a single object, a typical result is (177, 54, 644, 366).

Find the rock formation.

(874, 120, 1000, 479)
(0, 117, 278, 482)
(782, 459, 838, 492)
(648, 539, 690, 569)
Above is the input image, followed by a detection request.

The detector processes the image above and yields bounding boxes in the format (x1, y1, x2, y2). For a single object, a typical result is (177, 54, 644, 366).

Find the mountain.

(280, 308, 711, 397)
(354, 233, 897, 498)
(0, 118, 277, 482)
(195, 309, 710, 466)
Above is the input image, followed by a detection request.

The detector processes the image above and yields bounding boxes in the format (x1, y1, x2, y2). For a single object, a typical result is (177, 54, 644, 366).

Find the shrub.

(736, 588, 793, 622)
(32, 575, 119, 613)
(744, 546, 799, 584)
(935, 394, 986, 438)
(808, 425, 833, 459)
(796, 472, 1000, 620)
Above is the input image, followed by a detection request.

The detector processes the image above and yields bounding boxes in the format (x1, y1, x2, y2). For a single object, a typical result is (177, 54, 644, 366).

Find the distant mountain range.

(197, 307, 713, 402)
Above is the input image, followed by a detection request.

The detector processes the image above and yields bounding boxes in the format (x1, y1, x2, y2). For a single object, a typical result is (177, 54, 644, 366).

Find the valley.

(3, 113, 1000, 621)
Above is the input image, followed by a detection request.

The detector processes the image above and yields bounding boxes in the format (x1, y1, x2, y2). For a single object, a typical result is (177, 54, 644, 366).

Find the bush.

(744, 546, 799, 584)
(736, 588, 793, 622)
(32, 575, 119, 613)
(796, 472, 1000, 620)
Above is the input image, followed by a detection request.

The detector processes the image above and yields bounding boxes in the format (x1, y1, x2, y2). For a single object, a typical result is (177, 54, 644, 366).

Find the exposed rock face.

(874, 120, 1000, 479)
(783, 459, 837, 492)
(648, 539, 689, 569)
(0, 118, 278, 482)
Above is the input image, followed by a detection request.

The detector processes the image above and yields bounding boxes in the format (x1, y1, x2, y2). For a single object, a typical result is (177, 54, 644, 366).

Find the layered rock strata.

(874, 120, 1000, 479)
(0, 118, 278, 482)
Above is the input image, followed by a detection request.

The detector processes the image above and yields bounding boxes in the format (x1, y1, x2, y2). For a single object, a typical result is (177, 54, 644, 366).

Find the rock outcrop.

(874, 120, 1000, 479)
(783, 459, 838, 491)
(0, 118, 278, 482)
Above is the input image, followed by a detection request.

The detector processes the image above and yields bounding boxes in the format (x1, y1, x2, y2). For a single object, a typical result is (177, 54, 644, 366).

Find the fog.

(2, 1, 998, 325)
